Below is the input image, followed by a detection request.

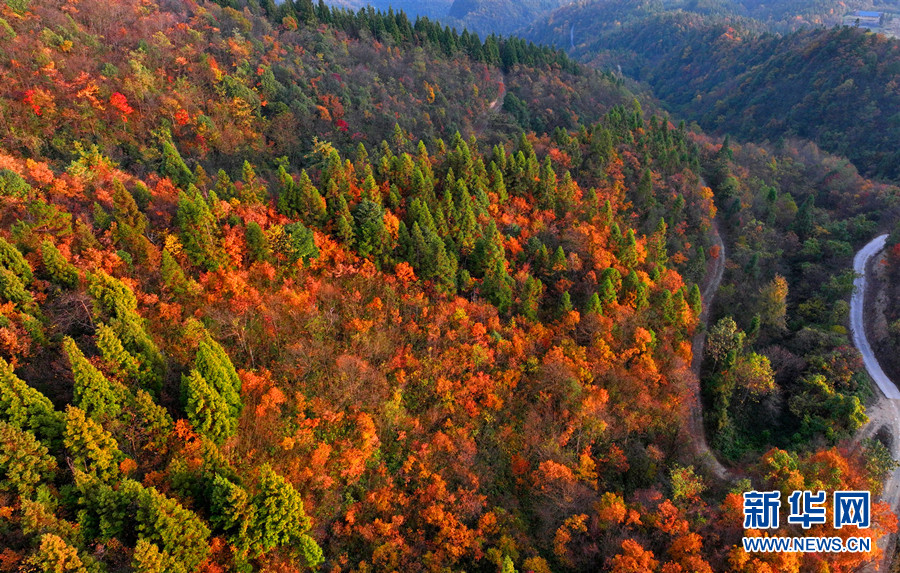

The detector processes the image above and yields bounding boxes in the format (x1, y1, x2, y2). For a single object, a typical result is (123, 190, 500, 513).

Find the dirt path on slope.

(488, 74, 506, 111)
(689, 222, 731, 481)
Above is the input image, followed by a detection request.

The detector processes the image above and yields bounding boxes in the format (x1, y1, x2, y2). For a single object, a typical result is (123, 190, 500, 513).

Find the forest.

(525, 0, 900, 181)
(0, 0, 898, 571)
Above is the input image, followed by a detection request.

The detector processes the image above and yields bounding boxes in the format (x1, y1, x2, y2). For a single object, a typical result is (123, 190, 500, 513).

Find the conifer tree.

(63, 337, 122, 421)
(672, 289, 687, 326)
(182, 369, 236, 444)
(135, 484, 212, 573)
(195, 338, 242, 419)
(210, 474, 256, 559)
(361, 172, 381, 205)
(473, 220, 505, 276)
(408, 198, 437, 234)
(455, 186, 478, 255)
(0, 266, 34, 307)
(213, 169, 237, 200)
(239, 160, 265, 204)
(659, 289, 676, 326)
(41, 240, 79, 288)
(648, 218, 668, 266)
(131, 389, 174, 452)
(537, 156, 557, 210)
(551, 246, 567, 272)
(353, 199, 388, 260)
(0, 357, 64, 443)
(557, 171, 577, 212)
(559, 291, 573, 316)
(534, 242, 550, 274)
(281, 222, 318, 265)
(482, 259, 514, 314)
(64, 406, 123, 482)
(160, 132, 194, 189)
(585, 292, 603, 316)
(520, 275, 543, 320)
(610, 222, 622, 245)
(403, 222, 426, 271)
(25, 534, 88, 573)
(0, 236, 33, 284)
(112, 179, 147, 235)
(411, 166, 433, 200)
(176, 187, 223, 271)
(490, 162, 508, 203)
(245, 222, 270, 263)
(599, 276, 617, 309)
(78, 472, 211, 573)
(428, 232, 457, 293)
(688, 284, 703, 317)
(635, 169, 654, 209)
(133, 540, 174, 573)
(160, 249, 190, 296)
(619, 229, 639, 269)
(87, 272, 164, 389)
(95, 323, 150, 386)
(0, 420, 57, 496)
(251, 464, 322, 566)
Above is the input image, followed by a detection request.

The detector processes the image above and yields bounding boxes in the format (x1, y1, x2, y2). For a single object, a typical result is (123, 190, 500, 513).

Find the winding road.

(851, 235, 900, 399)
(850, 234, 900, 572)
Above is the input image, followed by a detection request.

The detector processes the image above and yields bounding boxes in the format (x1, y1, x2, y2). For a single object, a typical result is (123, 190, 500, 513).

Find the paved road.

(849, 234, 900, 573)
(850, 234, 900, 399)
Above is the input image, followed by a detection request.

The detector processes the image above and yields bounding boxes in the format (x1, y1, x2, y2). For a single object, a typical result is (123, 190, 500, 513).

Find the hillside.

(526, 3, 900, 181)
(0, 0, 898, 571)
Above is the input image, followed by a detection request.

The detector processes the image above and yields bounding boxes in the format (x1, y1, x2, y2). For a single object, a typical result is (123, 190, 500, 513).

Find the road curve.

(850, 234, 900, 399)
(850, 234, 900, 572)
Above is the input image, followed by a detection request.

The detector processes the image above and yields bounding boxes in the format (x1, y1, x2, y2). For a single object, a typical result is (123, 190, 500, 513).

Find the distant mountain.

(445, 0, 573, 36)
(325, 0, 575, 36)
(525, 0, 900, 180)
(323, 0, 453, 19)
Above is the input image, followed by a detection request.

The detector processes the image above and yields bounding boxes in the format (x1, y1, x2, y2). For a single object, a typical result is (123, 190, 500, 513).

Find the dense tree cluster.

(0, 0, 895, 571)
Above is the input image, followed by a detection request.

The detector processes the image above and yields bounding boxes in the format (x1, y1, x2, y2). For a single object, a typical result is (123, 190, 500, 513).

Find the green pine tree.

(0, 357, 64, 444)
(210, 474, 256, 559)
(41, 240, 79, 288)
(0, 266, 34, 307)
(0, 420, 57, 496)
(132, 540, 175, 573)
(251, 464, 322, 566)
(585, 292, 602, 316)
(182, 369, 236, 445)
(25, 534, 88, 573)
(160, 132, 194, 189)
(176, 187, 223, 271)
(245, 222, 271, 263)
(63, 337, 122, 421)
(64, 406, 123, 482)
(353, 199, 387, 260)
(558, 291, 573, 316)
(135, 484, 211, 573)
(195, 338, 242, 419)
(0, 236, 33, 284)
(688, 284, 703, 317)
(160, 249, 191, 296)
